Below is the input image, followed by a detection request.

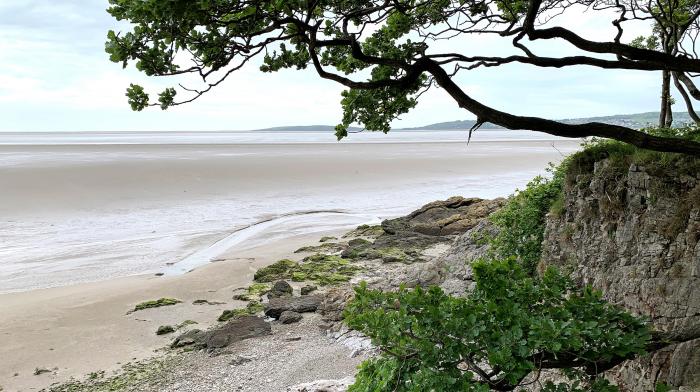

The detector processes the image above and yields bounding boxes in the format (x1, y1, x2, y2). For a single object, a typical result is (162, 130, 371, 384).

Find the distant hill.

(247, 112, 694, 132)
(247, 125, 363, 133)
(401, 112, 694, 131)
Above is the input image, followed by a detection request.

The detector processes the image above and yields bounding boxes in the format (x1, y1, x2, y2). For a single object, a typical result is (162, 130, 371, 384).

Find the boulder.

(268, 280, 293, 299)
(265, 295, 322, 319)
(172, 316, 271, 350)
(279, 311, 303, 324)
(318, 288, 354, 323)
(206, 315, 271, 349)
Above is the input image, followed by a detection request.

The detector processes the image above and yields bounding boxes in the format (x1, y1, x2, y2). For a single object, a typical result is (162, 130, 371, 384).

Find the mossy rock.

(129, 298, 181, 314)
(233, 282, 271, 301)
(342, 224, 385, 239)
(156, 325, 175, 335)
(176, 320, 198, 329)
(254, 254, 362, 287)
(218, 301, 264, 322)
(253, 259, 298, 283)
(294, 242, 346, 254)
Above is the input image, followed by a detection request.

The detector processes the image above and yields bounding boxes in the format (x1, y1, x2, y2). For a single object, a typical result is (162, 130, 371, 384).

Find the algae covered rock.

(156, 325, 175, 335)
(253, 259, 298, 283)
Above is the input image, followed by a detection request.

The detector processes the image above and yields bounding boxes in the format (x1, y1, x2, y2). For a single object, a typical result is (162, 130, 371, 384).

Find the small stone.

(300, 285, 318, 295)
(156, 325, 175, 335)
(279, 311, 303, 324)
(229, 355, 253, 366)
(284, 336, 302, 342)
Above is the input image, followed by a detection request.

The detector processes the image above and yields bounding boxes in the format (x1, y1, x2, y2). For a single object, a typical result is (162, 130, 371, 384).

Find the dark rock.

(300, 285, 318, 295)
(284, 336, 302, 341)
(279, 311, 303, 324)
(206, 316, 271, 349)
(171, 316, 271, 350)
(264, 295, 323, 319)
(156, 325, 175, 335)
(268, 280, 293, 299)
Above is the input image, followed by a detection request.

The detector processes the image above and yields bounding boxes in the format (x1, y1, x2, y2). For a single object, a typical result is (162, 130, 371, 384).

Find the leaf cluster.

(345, 258, 650, 391)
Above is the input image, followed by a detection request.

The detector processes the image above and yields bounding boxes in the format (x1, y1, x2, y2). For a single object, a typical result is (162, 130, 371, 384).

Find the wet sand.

(0, 137, 581, 390)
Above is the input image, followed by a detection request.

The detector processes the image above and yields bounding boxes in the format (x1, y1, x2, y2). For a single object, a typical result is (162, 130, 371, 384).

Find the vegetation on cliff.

(345, 127, 700, 391)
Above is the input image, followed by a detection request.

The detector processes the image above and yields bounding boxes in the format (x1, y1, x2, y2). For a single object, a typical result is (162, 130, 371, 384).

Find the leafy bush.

(488, 162, 568, 275)
(345, 258, 650, 391)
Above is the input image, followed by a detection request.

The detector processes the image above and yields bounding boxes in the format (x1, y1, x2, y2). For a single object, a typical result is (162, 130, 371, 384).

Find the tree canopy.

(106, 0, 700, 154)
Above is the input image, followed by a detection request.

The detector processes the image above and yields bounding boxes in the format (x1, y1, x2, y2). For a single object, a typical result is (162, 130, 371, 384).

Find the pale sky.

(0, 1, 672, 132)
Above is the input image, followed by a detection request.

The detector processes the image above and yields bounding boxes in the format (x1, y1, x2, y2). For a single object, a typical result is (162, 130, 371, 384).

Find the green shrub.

(345, 258, 650, 391)
(488, 162, 568, 275)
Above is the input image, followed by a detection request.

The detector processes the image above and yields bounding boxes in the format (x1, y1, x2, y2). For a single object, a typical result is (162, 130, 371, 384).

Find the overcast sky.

(0, 1, 672, 132)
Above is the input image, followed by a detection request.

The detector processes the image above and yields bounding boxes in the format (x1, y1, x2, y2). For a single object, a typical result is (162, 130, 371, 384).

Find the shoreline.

(0, 227, 349, 392)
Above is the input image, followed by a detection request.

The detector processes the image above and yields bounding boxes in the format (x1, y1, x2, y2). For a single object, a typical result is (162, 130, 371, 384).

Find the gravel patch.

(141, 314, 367, 392)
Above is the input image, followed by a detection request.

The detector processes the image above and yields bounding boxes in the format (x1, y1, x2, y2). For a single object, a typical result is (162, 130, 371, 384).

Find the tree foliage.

(345, 259, 650, 391)
(106, 0, 700, 154)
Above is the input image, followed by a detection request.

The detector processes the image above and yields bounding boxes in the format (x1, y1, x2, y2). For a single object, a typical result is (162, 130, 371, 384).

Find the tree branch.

(425, 59, 700, 155)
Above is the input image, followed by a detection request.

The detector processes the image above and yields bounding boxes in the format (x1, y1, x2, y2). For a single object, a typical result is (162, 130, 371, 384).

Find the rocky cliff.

(541, 155, 700, 391)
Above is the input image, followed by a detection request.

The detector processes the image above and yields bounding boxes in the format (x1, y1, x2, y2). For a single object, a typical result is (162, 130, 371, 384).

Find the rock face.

(542, 157, 700, 391)
(382, 196, 504, 236)
(265, 295, 323, 319)
(436, 219, 498, 297)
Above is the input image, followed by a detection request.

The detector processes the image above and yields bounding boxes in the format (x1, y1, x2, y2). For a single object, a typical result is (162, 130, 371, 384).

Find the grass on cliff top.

(568, 126, 700, 179)
(254, 254, 362, 286)
(128, 298, 181, 314)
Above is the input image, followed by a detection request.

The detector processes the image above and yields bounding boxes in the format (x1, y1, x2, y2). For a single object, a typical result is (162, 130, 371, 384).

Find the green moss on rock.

(129, 298, 181, 314)
(253, 259, 298, 282)
(156, 325, 175, 335)
(218, 301, 264, 322)
(253, 254, 362, 287)
(233, 282, 271, 301)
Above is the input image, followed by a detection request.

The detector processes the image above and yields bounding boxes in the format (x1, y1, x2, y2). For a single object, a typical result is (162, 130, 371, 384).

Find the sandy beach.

(0, 132, 581, 391)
